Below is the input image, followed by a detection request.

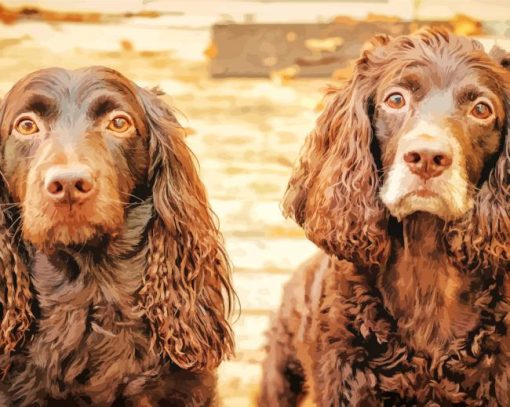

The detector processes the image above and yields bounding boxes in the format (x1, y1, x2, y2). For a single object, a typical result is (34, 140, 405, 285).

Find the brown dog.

(259, 28, 510, 406)
(0, 66, 235, 406)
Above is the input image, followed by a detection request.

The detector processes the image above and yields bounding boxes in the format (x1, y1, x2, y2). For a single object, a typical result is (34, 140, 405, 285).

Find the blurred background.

(0, 1, 508, 405)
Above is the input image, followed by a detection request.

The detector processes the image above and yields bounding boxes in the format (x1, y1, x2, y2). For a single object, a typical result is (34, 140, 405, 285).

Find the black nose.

(403, 149, 453, 181)
(44, 165, 95, 205)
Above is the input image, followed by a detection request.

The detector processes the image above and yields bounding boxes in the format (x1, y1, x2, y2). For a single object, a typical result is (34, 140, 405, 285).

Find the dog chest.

(15, 251, 159, 404)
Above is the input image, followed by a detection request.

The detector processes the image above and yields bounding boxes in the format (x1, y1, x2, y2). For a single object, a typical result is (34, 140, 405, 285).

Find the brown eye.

(471, 102, 492, 120)
(385, 92, 406, 109)
(15, 118, 39, 135)
(107, 115, 132, 133)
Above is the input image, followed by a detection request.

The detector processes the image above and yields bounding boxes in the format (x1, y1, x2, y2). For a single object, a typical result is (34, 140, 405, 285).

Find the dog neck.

(378, 211, 479, 355)
(30, 198, 154, 291)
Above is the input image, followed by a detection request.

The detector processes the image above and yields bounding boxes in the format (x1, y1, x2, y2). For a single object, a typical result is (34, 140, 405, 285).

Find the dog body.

(0, 67, 234, 406)
(260, 29, 510, 406)
(262, 249, 510, 406)
(6, 204, 217, 406)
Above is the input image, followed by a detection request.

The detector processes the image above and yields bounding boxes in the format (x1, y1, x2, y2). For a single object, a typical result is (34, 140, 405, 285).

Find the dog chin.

(386, 193, 467, 222)
(22, 220, 121, 251)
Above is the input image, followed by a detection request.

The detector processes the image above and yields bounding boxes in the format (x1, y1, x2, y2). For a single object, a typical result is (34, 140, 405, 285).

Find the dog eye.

(470, 102, 492, 120)
(15, 118, 39, 135)
(107, 115, 132, 133)
(385, 92, 406, 109)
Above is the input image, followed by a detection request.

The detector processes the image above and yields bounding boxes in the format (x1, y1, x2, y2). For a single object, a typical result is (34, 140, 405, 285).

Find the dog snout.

(403, 146, 453, 181)
(44, 165, 95, 204)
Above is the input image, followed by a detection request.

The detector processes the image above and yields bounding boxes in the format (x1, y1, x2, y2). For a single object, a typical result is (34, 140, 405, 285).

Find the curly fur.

(0, 67, 235, 406)
(261, 28, 510, 406)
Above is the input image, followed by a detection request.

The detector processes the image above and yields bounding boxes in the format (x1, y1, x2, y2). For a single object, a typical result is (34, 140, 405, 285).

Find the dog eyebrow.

(23, 94, 57, 117)
(88, 96, 121, 119)
(456, 85, 488, 104)
(395, 75, 422, 92)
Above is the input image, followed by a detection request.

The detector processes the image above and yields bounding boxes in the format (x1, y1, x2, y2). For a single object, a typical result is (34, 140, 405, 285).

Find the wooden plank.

(209, 20, 455, 78)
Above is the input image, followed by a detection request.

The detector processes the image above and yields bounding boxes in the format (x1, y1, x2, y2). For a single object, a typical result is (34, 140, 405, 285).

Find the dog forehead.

(6, 68, 141, 123)
(417, 88, 455, 118)
(13, 66, 133, 103)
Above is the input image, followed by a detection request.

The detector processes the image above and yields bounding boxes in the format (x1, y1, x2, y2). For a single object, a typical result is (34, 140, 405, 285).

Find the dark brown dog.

(259, 28, 510, 406)
(0, 66, 235, 406)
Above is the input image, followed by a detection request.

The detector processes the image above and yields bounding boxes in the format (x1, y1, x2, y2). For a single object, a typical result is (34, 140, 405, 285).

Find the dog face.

(376, 58, 506, 221)
(282, 28, 510, 266)
(0, 67, 150, 248)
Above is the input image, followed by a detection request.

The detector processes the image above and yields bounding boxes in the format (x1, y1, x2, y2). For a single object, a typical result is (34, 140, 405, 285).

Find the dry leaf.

(451, 14, 483, 36)
(332, 16, 357, 26)
(270, 65, 300, 85)
(305, 37, 344, 54)
(366, 13, 401, 23)
(204, 42, 218, 60)
(120, 39, 134, 52)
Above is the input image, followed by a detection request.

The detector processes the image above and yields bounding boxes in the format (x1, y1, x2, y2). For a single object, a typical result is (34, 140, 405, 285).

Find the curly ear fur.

(282, 34, 392, 266)
(0, 98, 33, 373)
(136, 88, 235, 371)
(446, 46, 510, 270)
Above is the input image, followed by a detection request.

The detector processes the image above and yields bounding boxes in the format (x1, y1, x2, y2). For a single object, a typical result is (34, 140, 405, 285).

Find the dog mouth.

(409, 186, 439, 198)
(383, 181, 456, 220)
(402, 185, 442, 200)
(398, 180, 442, 201)
(21, 198, 125, 249)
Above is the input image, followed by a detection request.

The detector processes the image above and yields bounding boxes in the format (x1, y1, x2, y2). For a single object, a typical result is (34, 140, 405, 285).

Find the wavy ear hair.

(447, 45, 510, 269)
(0, 96, 33, 372)
(136, 88, 235, 371)
(282, 35, 392, 267)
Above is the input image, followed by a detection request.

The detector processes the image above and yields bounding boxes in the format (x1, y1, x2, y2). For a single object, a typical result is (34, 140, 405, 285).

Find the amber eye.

(385, 92, 406, 109)
(15, 118, 39, 135)
(107, 115, 132, 133)
(470, 102, 492, 120)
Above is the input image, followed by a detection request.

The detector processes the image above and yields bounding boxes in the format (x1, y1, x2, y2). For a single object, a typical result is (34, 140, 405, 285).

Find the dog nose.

(45, 165, 95, 204)
(403, 149, 452, 180)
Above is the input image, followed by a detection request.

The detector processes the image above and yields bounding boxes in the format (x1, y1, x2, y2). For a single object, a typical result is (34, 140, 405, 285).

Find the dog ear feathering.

(281, 34, 393, 268)
(0, 93, 33, 373)
(135, 87, 236, 371)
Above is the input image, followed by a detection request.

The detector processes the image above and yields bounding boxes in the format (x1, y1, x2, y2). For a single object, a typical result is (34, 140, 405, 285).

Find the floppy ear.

(447, 46, 510, 269)
(282, 35, 391, 267)
(136, 88, 235, 371)
(0, 98, 33, 372)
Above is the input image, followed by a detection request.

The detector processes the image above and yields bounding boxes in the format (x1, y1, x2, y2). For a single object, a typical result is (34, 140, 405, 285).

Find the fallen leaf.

(305, 37, 344, 54)
(451, 14, 483, 36)
(366, 13, 401, 23)
(120, 39, 134, 52)
(269, 65, 300, 85)
(204, 42, 218, 59)
(332, 15, 357, 26)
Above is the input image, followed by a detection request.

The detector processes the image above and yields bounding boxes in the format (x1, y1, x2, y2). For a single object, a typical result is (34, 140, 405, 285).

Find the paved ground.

(0, 3, 509, 406)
